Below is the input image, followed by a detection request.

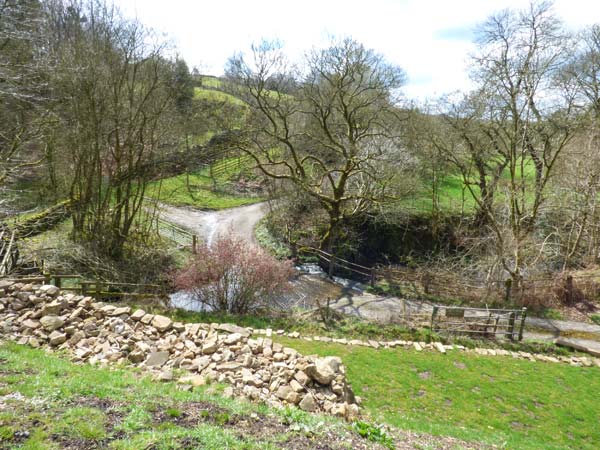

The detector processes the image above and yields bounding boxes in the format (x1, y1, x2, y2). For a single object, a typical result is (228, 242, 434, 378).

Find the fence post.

(370, 268, 376, 287)
(518, 307, 528, 341)
(192, 235, 198, 254)
(54, 276, 62, 289)
(508, 311, 516, 341)
(430, 305, 439, 331)
(564, 275, 574, 305)
(504, 278, 512, 303)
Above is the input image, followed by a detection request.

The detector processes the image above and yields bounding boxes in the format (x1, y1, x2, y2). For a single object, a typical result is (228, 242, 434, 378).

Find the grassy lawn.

(0, 342, 377, 450)
(146, 156, 264, 210)
(274, 337, 599, 450)
(402, 159, 539, 216)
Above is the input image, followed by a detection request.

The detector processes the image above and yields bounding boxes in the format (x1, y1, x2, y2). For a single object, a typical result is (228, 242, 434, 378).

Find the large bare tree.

(47, 0, 176, 258)
(0, 0, 50, 205)
(437, 1, 579, 285)
(226, 39, 408, 255)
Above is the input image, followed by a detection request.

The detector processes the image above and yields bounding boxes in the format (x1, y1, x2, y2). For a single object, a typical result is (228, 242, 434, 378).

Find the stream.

(160, 202, 600, 351)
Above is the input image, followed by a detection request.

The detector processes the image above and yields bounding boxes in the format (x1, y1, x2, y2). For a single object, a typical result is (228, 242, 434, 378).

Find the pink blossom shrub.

(174, 233, 294, 313)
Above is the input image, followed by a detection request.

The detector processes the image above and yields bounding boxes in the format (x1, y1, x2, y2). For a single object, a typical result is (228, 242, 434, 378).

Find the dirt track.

(159, 202, 268, 246)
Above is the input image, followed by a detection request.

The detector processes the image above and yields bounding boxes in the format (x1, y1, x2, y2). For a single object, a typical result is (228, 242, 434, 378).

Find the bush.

(174, 233, 293, 313)
(591, 314, 600, 325)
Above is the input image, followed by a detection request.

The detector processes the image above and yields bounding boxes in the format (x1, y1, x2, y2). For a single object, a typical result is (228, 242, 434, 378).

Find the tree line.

(1, 0, 195, 259)
(4, 0, 600, 289)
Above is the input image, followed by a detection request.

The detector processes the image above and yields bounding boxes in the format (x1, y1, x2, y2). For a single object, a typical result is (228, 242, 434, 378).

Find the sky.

(112, 0, 600, 100)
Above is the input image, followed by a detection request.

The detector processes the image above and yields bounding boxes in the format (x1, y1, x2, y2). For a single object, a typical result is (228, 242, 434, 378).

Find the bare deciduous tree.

(226, 39, 410, 259)
(437, 1, 580, 284)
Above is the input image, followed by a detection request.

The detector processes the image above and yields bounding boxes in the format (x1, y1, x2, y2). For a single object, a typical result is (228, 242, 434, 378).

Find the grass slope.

(0, 342, 380, 450)
(275, 337, 599, 450)
(146, 155, 263, 210)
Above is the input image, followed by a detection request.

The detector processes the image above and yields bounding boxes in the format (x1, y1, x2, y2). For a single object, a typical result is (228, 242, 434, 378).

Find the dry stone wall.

(0, 281, 360, 419)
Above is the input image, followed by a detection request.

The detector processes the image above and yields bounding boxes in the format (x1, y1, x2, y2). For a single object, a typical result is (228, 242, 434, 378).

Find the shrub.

(174, 233, 293, 313)
(591, 314, 600, 325)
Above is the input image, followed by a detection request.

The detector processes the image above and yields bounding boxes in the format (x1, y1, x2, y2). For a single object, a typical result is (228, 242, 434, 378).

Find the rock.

(22, 319, 40, 329)
(216, 362, 242, 372)
(157, 369, 174, 382)
(49, 331, 67, 346)
(178, 374, 207, 387)
(299, 393, 318, 412)
(217, 323, 251, 337)
(202, 341, 218, 355)
(40, 315, 64, 331)
(144, 351, 170, 367)
(368, 340, 380, 349)
(130, 309, 146, 321)
(192, 356, 211, 372)
(111, 306, 131, 316)
(128, 350, 146, 364)
(305, 357, 342, 385)
(413, 342, 423, 351)
(69, 331, 85, 345)
(434, 342, 446, 354)
(41, 299, 65, 316)
(294, 370, 310, 386)
(151, 315, 172, 332)
(276, 385, 301, 404)
(290, 379, 304, 393)
(39, 285, 60, 297)
(224, 333, 243, 345)
(331, 402, 347, 417)
(140, 314, 154, 324)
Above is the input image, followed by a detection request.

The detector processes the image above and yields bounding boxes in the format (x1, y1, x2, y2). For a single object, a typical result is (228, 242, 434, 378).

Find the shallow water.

(169, 264, 358, 312)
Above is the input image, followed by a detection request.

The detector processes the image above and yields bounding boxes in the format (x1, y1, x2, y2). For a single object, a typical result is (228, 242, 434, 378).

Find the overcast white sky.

(112, 0, 600, 100)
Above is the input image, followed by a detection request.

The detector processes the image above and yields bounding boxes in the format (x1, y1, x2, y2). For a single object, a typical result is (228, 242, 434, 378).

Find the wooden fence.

(0, 229, 18, 276)
(156, 218, 198, 253)
(431, 305, 528, 341)
(379, 266, 600, 310)
(299, 246, 377, 286)
(3, 274, 167, 300)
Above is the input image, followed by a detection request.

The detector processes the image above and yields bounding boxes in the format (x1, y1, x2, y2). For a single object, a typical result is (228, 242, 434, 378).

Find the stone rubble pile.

(0, 281, 360, 419)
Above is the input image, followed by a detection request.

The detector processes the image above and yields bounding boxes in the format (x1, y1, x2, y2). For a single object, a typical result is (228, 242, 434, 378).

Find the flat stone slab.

(144, 351, 170, 367)
(555, 338, 600, 357)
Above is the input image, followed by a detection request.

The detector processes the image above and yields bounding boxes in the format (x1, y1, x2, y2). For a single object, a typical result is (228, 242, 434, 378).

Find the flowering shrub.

(174, 233, 294, 313)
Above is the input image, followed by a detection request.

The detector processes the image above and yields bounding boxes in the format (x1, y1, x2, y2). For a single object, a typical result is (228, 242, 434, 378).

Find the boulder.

(217, 323, 251, 337)
(299, 393, 318, 412)
(151, 315, 172, 332)
(39, 285, 60, 297)
(40, 315, 64, 331)
(49, 331, 67, 346)
(144, 351, 170, 367)
(305, 356, 342, 385)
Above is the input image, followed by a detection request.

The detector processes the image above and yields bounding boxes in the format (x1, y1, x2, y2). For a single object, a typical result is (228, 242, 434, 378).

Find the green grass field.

(146, 154, 263, 210)
(0, 342, 369, 450)
(275, 337, 599, 450)
(403, 158, 540, 216)
(194, 87, 245, 106)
